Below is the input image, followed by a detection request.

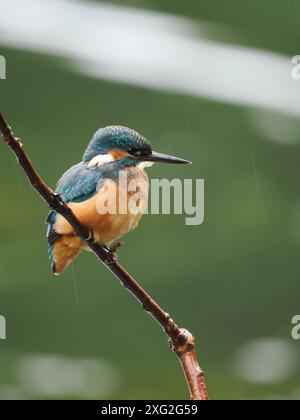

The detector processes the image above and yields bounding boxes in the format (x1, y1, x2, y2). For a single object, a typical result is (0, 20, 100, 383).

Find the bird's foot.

(99, 242, 124, 265)
(100, 244, 117, 265)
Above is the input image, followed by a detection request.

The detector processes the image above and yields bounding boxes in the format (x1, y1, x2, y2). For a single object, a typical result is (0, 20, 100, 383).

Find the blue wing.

(46, 162, 104, 272)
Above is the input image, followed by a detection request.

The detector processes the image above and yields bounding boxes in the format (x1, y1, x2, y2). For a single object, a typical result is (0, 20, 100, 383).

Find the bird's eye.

(128, 149, 141, 157)
(128, 148, 151, 157)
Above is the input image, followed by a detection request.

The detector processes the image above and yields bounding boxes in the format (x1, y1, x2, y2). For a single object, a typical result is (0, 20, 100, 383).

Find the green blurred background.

(1, 0, 300, 400)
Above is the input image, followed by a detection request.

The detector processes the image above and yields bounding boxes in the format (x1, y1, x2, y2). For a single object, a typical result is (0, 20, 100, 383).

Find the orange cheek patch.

(109, 149, 130, 160)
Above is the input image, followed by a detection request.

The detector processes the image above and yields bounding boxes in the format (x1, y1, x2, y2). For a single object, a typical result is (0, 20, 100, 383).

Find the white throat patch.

(137, 161, 154, 170)
(87, 154, 114, 169)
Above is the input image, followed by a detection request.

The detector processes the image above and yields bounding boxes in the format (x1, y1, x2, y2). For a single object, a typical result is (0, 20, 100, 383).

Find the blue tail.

(46, 210, 62, 274)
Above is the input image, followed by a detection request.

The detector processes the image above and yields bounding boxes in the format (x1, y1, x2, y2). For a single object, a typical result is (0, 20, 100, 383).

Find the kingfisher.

(47, 126, 190, 275)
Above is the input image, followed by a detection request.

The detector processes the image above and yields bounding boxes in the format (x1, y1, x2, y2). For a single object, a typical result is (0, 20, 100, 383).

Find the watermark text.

(291, 55, 300, 80)
(0, 315, 6, 340)
(291, 315, 300, 340)
(95, 171, 204, 226)
(0, 55, 6, 79)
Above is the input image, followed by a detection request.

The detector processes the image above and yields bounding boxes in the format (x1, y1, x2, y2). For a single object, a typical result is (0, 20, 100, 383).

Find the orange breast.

(54, 168, 149, 245)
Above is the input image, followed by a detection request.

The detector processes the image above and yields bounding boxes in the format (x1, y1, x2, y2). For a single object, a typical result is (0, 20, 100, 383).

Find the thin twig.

(0, 112, 209, 400)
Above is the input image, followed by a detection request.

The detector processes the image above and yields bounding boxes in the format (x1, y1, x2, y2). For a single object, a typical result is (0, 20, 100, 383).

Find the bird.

(46, 126, 190, 275)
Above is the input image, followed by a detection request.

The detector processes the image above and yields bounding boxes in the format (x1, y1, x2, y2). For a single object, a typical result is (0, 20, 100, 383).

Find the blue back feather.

(46, 162, 104, 271)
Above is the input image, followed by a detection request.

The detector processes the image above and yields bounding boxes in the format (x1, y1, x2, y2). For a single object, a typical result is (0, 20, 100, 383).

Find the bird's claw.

(100, 245, 118, 265)
(100, 242, 124, 265)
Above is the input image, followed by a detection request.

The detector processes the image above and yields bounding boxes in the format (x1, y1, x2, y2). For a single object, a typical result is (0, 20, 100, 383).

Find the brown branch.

(0, 112, 209, 401)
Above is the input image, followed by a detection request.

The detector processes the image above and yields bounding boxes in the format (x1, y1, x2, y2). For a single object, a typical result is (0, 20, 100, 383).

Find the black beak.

(145, 151, 191, 165)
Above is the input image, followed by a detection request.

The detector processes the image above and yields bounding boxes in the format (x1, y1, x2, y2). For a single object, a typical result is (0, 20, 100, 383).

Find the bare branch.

(0, 112, 209, 400)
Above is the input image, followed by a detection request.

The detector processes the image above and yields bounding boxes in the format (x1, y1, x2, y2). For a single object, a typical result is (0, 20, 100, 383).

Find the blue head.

(83, 126, 190, 168)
